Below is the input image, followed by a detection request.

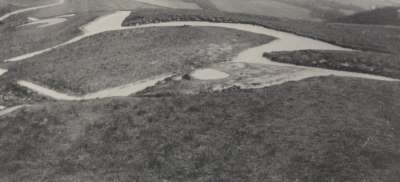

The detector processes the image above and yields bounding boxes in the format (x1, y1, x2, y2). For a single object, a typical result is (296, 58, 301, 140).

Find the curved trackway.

(0, 0, 65, 21)
(0, 11, 398, 108)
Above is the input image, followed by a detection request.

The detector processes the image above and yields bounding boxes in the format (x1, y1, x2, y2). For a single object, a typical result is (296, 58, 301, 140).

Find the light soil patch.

(190, 68, 229, 80)
(18, 14, 75, 28)
(0, 68, 6, 76)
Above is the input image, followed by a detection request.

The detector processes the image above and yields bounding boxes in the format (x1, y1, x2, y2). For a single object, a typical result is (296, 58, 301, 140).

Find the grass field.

(1, 76, 399, 182)
(8, 26, 273, 95)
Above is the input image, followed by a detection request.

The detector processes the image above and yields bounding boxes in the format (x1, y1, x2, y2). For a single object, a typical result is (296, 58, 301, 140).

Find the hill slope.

(333, 7, 400, 26)
(1, 77, 400, 182)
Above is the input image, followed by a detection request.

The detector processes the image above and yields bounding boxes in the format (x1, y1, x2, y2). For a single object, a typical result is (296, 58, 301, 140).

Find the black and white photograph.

(0, 0, 399, 181)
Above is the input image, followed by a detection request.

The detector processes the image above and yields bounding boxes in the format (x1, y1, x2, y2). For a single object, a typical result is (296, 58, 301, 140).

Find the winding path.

(0, 10, 398, 115)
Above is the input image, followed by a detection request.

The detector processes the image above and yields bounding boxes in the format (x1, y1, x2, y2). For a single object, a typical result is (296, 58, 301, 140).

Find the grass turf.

(1, 76, 399, 182)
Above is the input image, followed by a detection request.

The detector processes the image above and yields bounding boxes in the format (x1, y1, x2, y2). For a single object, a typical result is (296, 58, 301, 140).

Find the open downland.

(1, 77, 399, 182)
(8, 26, 274, 95)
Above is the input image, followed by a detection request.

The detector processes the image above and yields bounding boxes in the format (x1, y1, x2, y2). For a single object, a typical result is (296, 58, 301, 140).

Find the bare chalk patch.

(18, 14, 75, 28)
(191, 69, 230, 80)
(0, 68, 7, 76)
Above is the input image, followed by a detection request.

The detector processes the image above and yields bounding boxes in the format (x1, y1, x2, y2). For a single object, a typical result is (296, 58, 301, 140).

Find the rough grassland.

(0, 12, 101, 61)
(0, 79, 50, 107)
(0, 77, 399, 182)
(8, 26, 274, 95)
(264, 50, 400, 79)
(123, 9, 400, 54)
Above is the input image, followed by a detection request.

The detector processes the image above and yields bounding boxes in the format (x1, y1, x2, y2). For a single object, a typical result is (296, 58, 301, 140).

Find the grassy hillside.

(264, 50, 400, 79)
(123, 9, 400, 54)
(333, 7, 400, 26)
(1, 77, 399, 182)
(0, 12, 101, 61)
(8, 26, 273, 94)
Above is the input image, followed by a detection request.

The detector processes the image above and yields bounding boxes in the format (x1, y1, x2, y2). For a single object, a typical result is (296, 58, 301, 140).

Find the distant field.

(9, 26, 273, 95)
(1, 76, 400, 182)
(209, 0, 316, 20)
